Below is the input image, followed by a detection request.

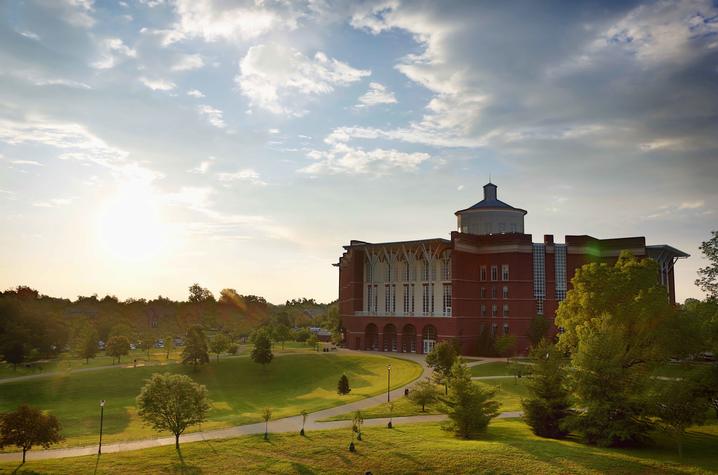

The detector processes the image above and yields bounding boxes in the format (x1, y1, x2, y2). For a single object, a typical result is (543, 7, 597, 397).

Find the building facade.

(337, 183, 688, 356)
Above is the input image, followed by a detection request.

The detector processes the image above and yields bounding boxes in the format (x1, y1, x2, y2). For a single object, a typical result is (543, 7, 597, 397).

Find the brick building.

(336, 183, 688, 356)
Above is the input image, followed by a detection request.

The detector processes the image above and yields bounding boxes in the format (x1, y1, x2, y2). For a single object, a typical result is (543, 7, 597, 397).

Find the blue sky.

(0, 0, 716, 303)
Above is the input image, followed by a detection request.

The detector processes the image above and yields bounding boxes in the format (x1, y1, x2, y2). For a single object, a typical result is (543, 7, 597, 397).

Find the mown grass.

(320, 394, 447, 421)
(3, 419, 717, 474)
(0, 353, 421, 449)
(470, 361, 512, 377)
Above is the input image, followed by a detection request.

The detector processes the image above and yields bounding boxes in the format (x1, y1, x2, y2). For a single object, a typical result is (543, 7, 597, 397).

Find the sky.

(0, 0, 716, 304)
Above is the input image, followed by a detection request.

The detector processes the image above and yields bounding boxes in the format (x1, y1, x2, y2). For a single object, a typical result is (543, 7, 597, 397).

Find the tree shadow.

(290, 462, 316, 474)
(93, 454, 100, 475)
(173, 446, 203, 474)
(11, 462, 24, 474)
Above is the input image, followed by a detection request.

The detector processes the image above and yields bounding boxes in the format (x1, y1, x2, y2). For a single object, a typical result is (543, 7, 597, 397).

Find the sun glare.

(97, 184, 168, 261)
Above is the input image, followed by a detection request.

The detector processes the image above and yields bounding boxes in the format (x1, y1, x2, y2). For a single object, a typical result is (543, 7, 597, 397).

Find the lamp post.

(98, 400, 105, 455)
(387, 364, 391, 403)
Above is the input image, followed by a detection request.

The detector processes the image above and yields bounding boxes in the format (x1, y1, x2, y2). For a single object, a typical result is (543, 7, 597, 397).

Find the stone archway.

(401, 324, 417, 353)
(383, 323, 397, 352)
(365, 323, 378, 351)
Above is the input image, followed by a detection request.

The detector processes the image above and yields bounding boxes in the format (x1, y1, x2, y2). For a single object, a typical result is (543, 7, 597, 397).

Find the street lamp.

(98, 400, 105, 455)
(387, 364, 391, 403)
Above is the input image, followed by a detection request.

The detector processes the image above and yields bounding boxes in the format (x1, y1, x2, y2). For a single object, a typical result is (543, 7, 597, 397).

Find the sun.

(97, 183, 168, 261)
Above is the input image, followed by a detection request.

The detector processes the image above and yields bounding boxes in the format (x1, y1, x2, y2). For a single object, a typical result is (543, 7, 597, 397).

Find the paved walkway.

(0, 350, 523, 462)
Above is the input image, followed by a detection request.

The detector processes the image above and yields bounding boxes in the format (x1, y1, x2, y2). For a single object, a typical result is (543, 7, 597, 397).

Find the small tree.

(494, 335, 517, 362)
(426, 340, 458, 395)
(251, 329, 274, 367)
(262, 407, 272, 440)
(181, 325, 210, 369)
(526, 315, 550, 347)
(307, 333, 319, 351)
(651, 378, 710, 458)
(136, 373, 209, 449)
(272, 324, 291, 350)
(105, 335, 130, 364)
(209, 334, 230, 362)
(77, 328, 98, 364)
(227, 343, 239, 355)
(521, 340, 573, 439)
(352, 410, 364, 441)
(2, 342, 25, 371)
(337, 374, 351, 395)
(444, 361, 500, 439)
(408, 379, 440, 412)
(300, 409, 308, 436)
(0, 405, 63, 463)
(165, 335, 174, 360)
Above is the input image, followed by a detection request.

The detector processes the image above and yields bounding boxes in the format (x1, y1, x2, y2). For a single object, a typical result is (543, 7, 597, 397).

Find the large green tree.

(105, 335, 130, 364)
(696, 230, 718, 300)
(521, 339, 573, 439)
(0, 405, 63, 463)
(426, 340, 458, 395)
(136, 373, 210, 449)
(181, 326, 210, 369)
(251, 328, 274, 367)
(555, 252, 676, 446)
(77, 327, 98, 364)
(443, 361, 500, 439)
(209, 333, 230, 362)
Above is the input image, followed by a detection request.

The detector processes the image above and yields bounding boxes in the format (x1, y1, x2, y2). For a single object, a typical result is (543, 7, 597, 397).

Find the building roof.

(646, 244, 690, 259)
(454, 182, 527, 215)
(343, 237, 451, 251)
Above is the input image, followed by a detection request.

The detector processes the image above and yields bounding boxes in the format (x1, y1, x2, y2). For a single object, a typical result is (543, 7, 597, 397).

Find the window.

(533, 244, 545, 315)
(403, 284, 414, 314)
(511, 223, 517, 233)
(555, 244, 567, 301)
(502, 286, 509, 299)
(503, 304, 509, 317)
(480, 287, 486, 298)
(480, 266, 487, 281)
(491, 323, 497, 337)
(536, 298, 544, 315)
(442, 284, 452, 315)
(499, 223, 505, 233)
(481, 304, 486, 316)
(422, 260, 431, 281)
(503, 323, 509, 335)
(422, 284, 434, 315)
(367, 285, 378, 313)
(502, 265, 509, 281)
(491, 265, 498, 281)
(385, 284, 395, 313)
(442, 256, 451, 280)
(366, 263, 373, 283)
(492, 304, 497, 317)
(491, 287, 497, 299)
(385, 262, 392, 282)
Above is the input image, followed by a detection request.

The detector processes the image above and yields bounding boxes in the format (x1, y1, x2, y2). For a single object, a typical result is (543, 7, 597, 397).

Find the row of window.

(367, 257, 451, 283)
(480, 303, 510, 317)
(480, 286, 510, 299)
(368, 283, 452, 314)
(479, 264, 510, 282)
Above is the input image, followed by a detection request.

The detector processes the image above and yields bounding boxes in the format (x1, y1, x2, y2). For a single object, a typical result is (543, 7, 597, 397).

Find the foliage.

(227, 343, 239, 355)
(476, 325, 496, 356)
(105, 335, 130, 364)
(187, 283, 215, 303)
(681, 298, 718, 355)
(443, 361, 500, 439)
(251, 328, 274, 367)
(164, 335, 174, 360)
(494, 335, 517, 361)
(0, 296, 68, 364)
(526, 315, 550, 347)
(408, 379, 439, 412)
(0, 404, 63, 463)
(77, 327, 98, 363)
(555, 252, 678, 446)
(521, 340, 573, 439)
(181, 325, 210, 369)
(352, 411, 364, 441)
(293, 327, 311, 342)
(307, 333, 319, 350)
(136, 373, 209, 449)
(271, 324, 291, 350)
(209, 333, 230, 362)
(337, 374, 351, 395)
(695, 230, 718, 300)
(262, 408, 272, 440)
(650, 377, 710, 458)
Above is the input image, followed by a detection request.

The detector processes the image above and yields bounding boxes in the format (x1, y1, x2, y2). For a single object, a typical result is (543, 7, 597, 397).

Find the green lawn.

(0, 353, 422, 449)
(475, 377, 529, 412)
(470, 361, 512, 377)
(4, 419, 717, 474)
(320, 394, 447, 421)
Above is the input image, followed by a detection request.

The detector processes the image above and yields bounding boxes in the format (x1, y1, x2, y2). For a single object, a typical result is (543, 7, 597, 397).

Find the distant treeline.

(0, 284, 338, 365)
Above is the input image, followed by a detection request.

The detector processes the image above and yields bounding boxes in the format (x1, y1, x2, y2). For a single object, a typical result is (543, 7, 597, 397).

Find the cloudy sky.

(0, 0, 716, 304)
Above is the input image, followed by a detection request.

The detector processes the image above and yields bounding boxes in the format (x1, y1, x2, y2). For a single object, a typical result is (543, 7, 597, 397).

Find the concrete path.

(0, 350, 524, 463)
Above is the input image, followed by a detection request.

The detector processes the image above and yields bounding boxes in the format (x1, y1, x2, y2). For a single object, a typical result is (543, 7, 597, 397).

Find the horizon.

(1, 0, 717, 304)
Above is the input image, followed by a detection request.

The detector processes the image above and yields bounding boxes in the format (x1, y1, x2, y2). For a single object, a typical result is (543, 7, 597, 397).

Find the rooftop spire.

(483, 182, 497, 201)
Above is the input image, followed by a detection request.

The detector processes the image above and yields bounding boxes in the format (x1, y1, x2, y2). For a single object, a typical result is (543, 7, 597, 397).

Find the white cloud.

(171, 54, 205, 71)
(196, 105, 226, 128)
(355, 82, 397, 108)
(187, 157, 215, 174)
(32, 197, 75, 208)
(679, 200, 704, 210)
(187, 89, 206, 98)
(236, 44, 371, 116)
(18, 30, 40, 40)
(91, 38, 137, 70)
(217, 168, 267, 186)
(10, 160, 43, 166)
(139, 77, 176, 91)
(300, 142, 430, 176)
(37, 0, 95, 28)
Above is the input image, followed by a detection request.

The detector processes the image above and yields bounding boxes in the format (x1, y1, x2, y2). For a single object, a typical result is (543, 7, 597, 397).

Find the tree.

(408, 379, 439, 412)
(272, 324, 291, 350)
(352, 410, 364, 441)
(181, 326, 210, 369)
(77, 328, 98, 364)
(476, 325, 496, 356)
(209, 333, 230, 362)
(3, 342, 25, 370)
(251, 328, 274, 367)
(526, 315, 550, 347)
(136, 373, 209, 449)
(494, 335, 517, 362)
(651, 377, 710, 458)
(696, 231, 718, 300)
(187, 283, 215, 303)
(443, 361, 500, 439)
(293, 327, 311, 343)
(105, 335, 130, 364)
(555, 252, 677, 447)
(165, 335, 174, 360)
(307, 333, 319, 351)
(337, 374, 351, 395)
(0, 405, 63, 463)
(521, 340, 573, 439)
(227, 343, 239, 355)
(426, 340, 458, 395)
(262, 407, 272, 440)
(300, 409, 308, 436)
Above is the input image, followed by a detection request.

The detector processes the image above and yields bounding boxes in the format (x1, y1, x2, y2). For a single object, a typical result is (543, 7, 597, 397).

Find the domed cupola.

(455, 183, 527, 235)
